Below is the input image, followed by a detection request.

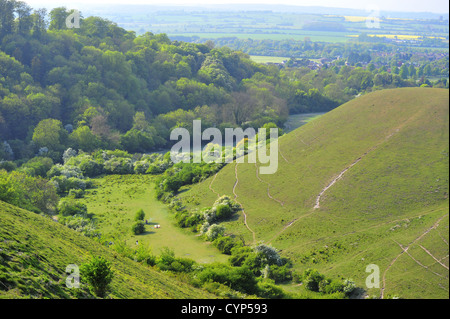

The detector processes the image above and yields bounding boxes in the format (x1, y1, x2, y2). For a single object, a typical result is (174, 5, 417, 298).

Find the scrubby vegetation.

(0, 169, 58, 214)
(155, 160, 224, 201)
(80, 256, 114, 298)
(106, 236, 356, 299)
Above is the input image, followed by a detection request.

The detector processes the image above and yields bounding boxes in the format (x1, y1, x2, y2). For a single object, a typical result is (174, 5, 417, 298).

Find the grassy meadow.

(79, 174, 228, 264)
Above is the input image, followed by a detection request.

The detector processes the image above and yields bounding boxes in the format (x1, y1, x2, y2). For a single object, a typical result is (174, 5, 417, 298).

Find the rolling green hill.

(178, 87, 449, 298)
(0, 200, 215, 299)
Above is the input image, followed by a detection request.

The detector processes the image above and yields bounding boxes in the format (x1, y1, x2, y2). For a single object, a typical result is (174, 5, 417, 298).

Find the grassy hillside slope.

(178, 88, 449, 298)
(0, 200, 215, 299)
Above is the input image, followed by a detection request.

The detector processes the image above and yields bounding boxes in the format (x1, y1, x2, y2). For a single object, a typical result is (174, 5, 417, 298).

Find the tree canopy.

(0, 1, 446, 164)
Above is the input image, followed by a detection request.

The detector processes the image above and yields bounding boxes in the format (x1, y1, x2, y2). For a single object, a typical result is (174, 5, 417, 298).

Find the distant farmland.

(249, 55, 289, 63)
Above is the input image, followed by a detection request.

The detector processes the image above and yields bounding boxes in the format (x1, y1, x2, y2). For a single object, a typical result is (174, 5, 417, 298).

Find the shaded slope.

(0, 201, 214, 299)
(179, 88, 449, 298)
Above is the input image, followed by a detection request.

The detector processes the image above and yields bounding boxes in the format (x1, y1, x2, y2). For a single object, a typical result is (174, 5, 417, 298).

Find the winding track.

(380, 213, 449, 299)
(313, 153, 366, 209)
(254, 162, 285, 207)
(312, 128, 401, 210)
(208, 173, 220, 198)
(233, 163, 257, 244)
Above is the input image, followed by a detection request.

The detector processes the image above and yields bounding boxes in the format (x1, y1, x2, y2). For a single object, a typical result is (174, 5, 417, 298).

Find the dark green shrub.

(267, 264, 293, 283)
(20, 157, 53, 177)
(303, 269, 325, 292)
(343, 279, 356, 296)
(158, 247, 175, 266)
(68, 188, 85, 198)
(215, 204, 233, 220)
(51, 175, 88, 194)
(133, 244, 156, 265)
(170, 257, 195, 272)
(103, 157, 133, 175)
(257, 279, 286, 299)
(156, 247, 192, 271)
(213, 236, 241, 255)
(146, 164, 162, 174)
(229, 246, 253, 267)
(135, 209, 145, 221)
(133, 161, 149, 174)
(80, 256, 114, 298)
(197, 265, 258, 295)
(0, 161, 17, 172)
(131, 220, 145, 235)
(79, 158, 104, 177)
(57, 198, 87, 216)
(322, 280, 344, 294)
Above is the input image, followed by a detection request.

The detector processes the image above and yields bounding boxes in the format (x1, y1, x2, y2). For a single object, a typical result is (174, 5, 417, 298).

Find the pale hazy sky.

(22, 0, 449, 14)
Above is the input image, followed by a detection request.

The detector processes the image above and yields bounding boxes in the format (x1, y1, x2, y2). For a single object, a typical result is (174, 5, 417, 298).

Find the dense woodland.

(1, 1, 448, 165)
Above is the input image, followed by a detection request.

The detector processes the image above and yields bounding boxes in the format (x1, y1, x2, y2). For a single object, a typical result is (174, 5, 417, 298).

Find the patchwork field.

(177, 88, 449, 298)
(104, 7, 448, 46)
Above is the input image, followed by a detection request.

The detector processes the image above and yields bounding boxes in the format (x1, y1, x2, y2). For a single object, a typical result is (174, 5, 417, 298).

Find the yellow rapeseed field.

(343, 16, 368, 22)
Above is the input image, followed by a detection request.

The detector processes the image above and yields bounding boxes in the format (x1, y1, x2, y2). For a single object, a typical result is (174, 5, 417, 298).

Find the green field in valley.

(79, 175, 228, 264)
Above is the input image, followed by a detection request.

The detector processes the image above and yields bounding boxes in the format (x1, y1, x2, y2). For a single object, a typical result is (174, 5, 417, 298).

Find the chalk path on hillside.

(393, 239, 448, 280)
(313, 128, 401, 210)
(381, 213, 449, 299)
(208, 173, 220, 198)
(233, 163, 257, 244)
(269, 129, 396, 240)
(205, 167, 256, 244)
(254, 162, 285, 207)
(313, 153, 366, 209)
(278, 136, 290, 163)
(249, 133, 305, 206)
(418, 245, 449, 270)
(207, 135, 290, 240)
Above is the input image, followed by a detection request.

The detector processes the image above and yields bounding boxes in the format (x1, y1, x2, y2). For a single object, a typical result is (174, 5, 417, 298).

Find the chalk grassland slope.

(0, 201, 215, 299)
(178, 88, 449, 298)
